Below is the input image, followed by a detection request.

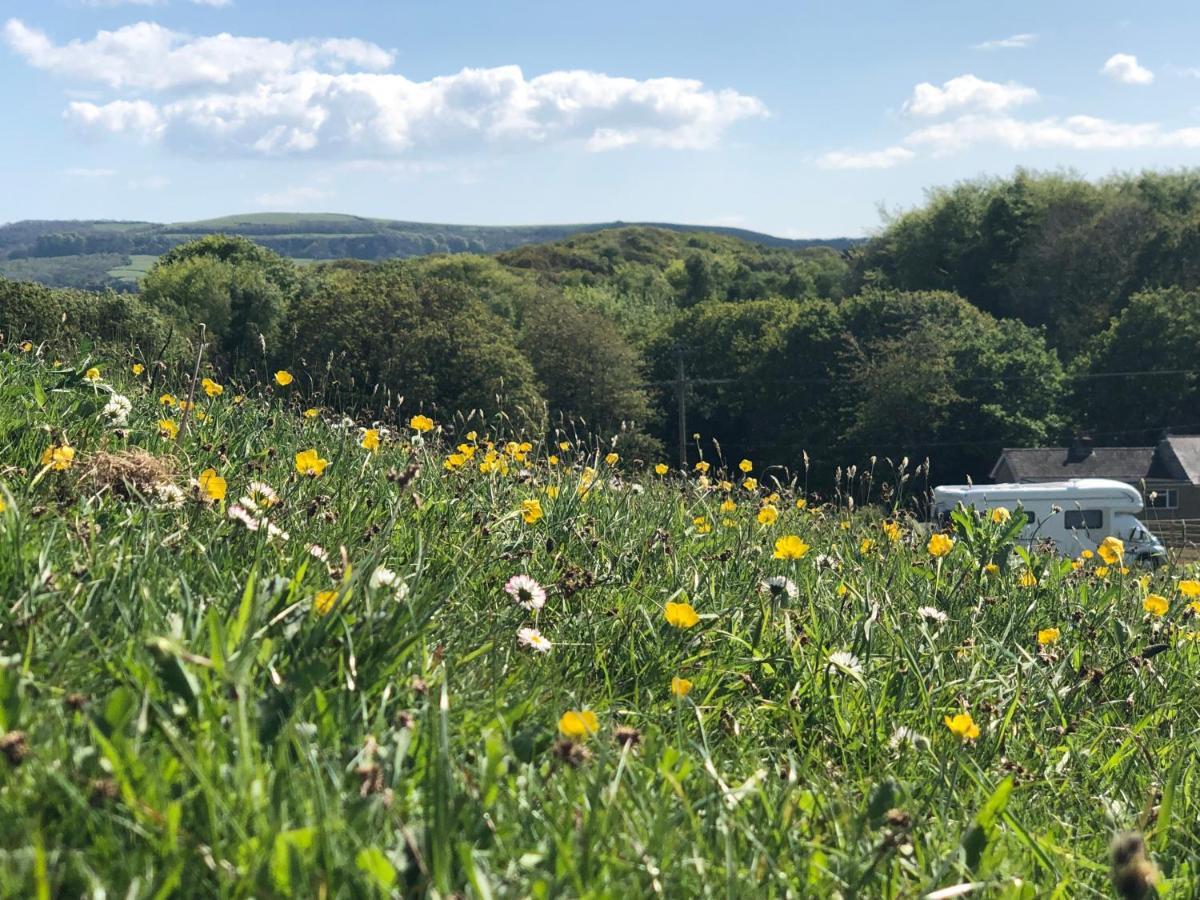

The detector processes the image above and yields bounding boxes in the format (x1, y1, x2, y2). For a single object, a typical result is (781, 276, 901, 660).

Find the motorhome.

(931, 478, 1166, 564)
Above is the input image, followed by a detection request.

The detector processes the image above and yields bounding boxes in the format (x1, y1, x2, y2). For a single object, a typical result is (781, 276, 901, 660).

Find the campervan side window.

(1064, 509, 1103, 530)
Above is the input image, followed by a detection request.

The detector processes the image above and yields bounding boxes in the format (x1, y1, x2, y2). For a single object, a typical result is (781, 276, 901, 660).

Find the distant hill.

(0, 213, 858, 290)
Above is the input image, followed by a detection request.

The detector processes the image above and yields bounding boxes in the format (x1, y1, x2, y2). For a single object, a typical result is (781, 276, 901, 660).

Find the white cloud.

(972, 33, 1038, 51)
(905, 113, 1199, 155)
(64, 167, 116, 177)
(817, 146, 914, 170)
(66, 99, 163, 139)
(6, 19, 765, 158)
(191, 0, 233, 6)
(254, 185, 332, 209)
(1101, 53, 1154, 85)
(3, 19, 394, 90)
(904, 75, 1038, 117)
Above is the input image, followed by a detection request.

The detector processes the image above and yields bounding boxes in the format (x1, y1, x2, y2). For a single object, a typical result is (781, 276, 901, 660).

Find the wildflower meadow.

(2, 344, 1199, 897)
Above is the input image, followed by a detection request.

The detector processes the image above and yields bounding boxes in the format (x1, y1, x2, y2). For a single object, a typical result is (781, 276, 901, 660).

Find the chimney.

(1067, 435, 1094, 464)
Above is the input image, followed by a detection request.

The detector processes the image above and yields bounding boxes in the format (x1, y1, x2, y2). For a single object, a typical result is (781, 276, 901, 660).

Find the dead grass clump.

(79, 449, 177, 501)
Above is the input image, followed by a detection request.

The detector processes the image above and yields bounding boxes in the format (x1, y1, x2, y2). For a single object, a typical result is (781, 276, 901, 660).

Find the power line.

(645, 367, 1200, 389)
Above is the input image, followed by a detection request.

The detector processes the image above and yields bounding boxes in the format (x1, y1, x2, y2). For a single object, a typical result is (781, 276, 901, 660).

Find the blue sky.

(2, 0, 1200, 236)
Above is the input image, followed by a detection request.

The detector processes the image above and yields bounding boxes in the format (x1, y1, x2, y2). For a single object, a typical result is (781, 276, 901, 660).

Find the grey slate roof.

(992, 436, 1200, 484)
(1158, 436, 1200, 483)
(991, 447, 1157, 482)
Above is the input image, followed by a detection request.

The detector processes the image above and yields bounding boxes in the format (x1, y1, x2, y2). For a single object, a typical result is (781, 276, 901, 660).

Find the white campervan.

(931, 478, 1166, 564)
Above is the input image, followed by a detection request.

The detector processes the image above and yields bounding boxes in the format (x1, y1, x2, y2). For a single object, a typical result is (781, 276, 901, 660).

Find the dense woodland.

(3, 169, 1199, 484)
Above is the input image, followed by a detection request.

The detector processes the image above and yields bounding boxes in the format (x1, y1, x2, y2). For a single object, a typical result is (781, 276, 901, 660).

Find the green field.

(0, 345, 1197, 896)
(106, 254, 159, 285)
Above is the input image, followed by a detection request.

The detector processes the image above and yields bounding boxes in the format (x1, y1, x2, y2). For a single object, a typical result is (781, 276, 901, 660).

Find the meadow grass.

(1, 345, 1199, 898)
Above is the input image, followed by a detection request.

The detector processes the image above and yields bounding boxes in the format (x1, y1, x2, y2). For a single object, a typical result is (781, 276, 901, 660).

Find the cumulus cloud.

(4, 18, 765, 158)
(1101, 53, 1154, 85)
(816, 146, 914, 170)
(972, 33, 1038, 50)
(904, 75, 1038, 117)
(3, 19, 393, 90)
(816, 70, 1200, 171)
(906, 113, 1199, 155)
(66, 99, 163, 139)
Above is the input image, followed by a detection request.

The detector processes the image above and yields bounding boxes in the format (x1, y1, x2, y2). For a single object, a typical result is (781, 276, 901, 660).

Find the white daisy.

(917, 606, 948, 624)
(243, 481, 280, 509)
(517, 627, 552, 653)
(827, 650, 863, 677)
(889, 726, 930, 751)
(154, 483, 185, 508)
(504, 574, 546, 611)
(758, 576, 798, 601)
(227, 504, 261, 532)
(101, 393, 132, 426)
(370, 566, 399, 590)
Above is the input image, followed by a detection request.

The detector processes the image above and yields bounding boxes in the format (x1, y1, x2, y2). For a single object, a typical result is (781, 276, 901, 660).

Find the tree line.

(2, 169, 1198, 485)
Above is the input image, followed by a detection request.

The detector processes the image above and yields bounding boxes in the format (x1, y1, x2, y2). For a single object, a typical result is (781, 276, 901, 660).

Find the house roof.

(991, 436, 1200, 484)
(990, 447, 1157, 482)
(1158, 436, 1200, 483)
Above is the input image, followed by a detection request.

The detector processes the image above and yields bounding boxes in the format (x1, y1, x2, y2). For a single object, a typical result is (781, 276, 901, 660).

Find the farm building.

(990, 435, 1200, 522)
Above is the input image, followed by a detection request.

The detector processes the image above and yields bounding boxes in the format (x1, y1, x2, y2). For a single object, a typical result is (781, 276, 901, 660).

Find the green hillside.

(0, 213, 857, 290)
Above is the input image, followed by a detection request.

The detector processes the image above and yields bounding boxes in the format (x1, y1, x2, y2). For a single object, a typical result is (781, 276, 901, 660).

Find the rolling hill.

(0, 213, 858, 290)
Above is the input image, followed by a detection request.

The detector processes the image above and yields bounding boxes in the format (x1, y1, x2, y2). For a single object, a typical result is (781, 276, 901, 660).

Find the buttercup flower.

(303, 408, 319, 419)
(738, 459, 753, 473)
(694, 461, 710, 475)
(295, 448, 329, 477)
(83, 367, 101, 383)
(1019, 570, 1038, 588)
(410, 414, 434, 433)
(990, 507, 1011, 524)
(604, 452, 619, 466)
(693, 516, 712, 535)
(944, 712, 980, 741)
(773, 535, 810, 560)
(505, 574, 547, 611)
(274, 370, 294, 386)
(314, 590, 339, 615)
(131, 363, 145, 375)
(1179, 580, 1200, 598)
(160, 393, 177, 407)
(197, 468, 227, 503)
(558, 710, 599, 740)
(1143, 594, 1169, 617)
(41, 444, 75, 471)
(1037, 627, 1060, 645)
(927, 533, 955, 557)
(671, 676, 693, 697)
(361, 429, 381, 453)
(201, 377, 223, 397)
(521, 498, 543, 524)
(1097, 536, 1124, 566)
(664, 600, 700, 629)
(757, 505, 779, 526)
(882, 520, 901, 542)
